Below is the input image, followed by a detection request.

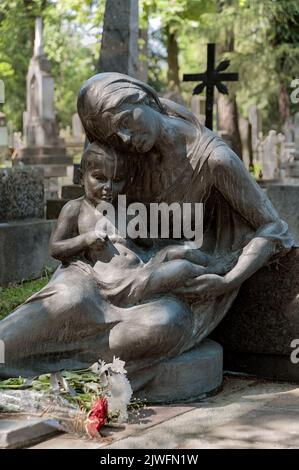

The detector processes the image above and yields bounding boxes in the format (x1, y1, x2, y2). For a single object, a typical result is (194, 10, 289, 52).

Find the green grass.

(0, 268, 53, 320)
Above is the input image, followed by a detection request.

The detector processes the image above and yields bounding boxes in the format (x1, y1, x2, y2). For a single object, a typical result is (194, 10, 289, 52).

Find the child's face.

(82, 152, 127, 206)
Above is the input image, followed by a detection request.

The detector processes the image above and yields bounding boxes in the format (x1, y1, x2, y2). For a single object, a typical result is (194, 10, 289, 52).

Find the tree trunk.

(217, 27, 243, 159)
(218, 93, 243, 158)
(166, 25, 180, 91)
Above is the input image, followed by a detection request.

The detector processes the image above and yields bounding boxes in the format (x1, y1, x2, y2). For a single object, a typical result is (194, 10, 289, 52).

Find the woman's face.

(103, 104, 160, 153)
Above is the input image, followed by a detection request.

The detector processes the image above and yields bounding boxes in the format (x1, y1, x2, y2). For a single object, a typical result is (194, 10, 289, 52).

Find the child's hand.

(85, 231, 106, 249)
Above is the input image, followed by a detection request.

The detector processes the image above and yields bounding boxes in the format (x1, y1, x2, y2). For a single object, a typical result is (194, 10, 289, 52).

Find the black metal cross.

(183, 43, 239, 130)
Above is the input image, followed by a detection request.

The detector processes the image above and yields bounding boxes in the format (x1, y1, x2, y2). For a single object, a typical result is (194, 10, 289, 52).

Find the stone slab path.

(2, 375, 299, 449)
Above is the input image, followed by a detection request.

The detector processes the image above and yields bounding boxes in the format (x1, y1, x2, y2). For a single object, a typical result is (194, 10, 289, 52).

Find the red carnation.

(85, 397, 108, 438)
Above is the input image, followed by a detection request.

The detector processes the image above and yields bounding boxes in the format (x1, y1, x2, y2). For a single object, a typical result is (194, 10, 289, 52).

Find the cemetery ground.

(2, 374, 299, 448)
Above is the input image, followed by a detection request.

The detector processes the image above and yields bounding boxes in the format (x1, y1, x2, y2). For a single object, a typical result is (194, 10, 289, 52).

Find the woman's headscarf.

(77, 72, 199, 144)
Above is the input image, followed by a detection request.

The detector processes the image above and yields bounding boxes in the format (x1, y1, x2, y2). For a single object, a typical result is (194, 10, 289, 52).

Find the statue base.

(134, 339, 223, 404)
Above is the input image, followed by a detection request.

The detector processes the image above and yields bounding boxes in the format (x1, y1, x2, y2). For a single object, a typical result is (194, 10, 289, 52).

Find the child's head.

(80, 142, 129, 205)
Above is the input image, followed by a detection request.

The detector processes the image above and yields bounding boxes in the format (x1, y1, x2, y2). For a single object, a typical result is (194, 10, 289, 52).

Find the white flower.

(107, 356, 127, 375)
(90, 359, 108, 376)
(107, 373, 133, 423)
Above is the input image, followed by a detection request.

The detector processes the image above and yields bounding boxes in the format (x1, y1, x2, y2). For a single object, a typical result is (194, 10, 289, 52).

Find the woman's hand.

(173, 273, 234, 301)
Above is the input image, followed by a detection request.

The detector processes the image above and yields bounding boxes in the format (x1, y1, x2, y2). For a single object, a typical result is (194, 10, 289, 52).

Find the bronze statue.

(0, 73, 294, 396)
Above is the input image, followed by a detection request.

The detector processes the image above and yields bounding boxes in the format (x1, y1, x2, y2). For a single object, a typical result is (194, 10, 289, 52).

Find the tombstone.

(138, 27, 148, 82)
(238, 117, 250, 168)
(183, 43, 238, 130)
(71, 113, 84, 142)
(286, 112, 299, 178)
(162, 89, 185, 107)
(14, 18, 71, 181)
(283, 117, 294, 142)
(248, 105, 262, 161)
(47, 0, 140, 220)
(191, 95, 206, 125)
(261, 130, 278, 180)
(99, 0, 139, 77)
(0, 111, 8, 160)
(0, 166, 58, 285)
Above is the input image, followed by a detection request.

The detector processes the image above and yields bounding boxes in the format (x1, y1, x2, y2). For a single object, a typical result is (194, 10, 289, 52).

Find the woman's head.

(77, 72, 198, 153)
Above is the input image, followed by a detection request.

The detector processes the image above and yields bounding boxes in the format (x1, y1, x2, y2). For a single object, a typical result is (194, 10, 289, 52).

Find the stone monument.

(99, 0, 139, 77)
(0, 166, 58, 285)
(0, 111, 8, 161)
(14, 18, 71, 178)
(286, 112, 299, 178)
(47, 0, 141, 220)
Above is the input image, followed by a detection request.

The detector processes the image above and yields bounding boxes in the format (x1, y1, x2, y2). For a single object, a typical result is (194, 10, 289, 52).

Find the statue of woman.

(0, 72, 293, 394)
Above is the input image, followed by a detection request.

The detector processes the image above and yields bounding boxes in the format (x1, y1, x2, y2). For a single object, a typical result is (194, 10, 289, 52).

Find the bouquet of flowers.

(0, 356, 135, 439)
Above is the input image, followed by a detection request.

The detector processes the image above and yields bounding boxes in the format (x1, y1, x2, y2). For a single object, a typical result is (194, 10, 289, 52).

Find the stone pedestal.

(212, 248, 299, 382)
(135, 339, 223, 403)
(267, 182, 299, 243)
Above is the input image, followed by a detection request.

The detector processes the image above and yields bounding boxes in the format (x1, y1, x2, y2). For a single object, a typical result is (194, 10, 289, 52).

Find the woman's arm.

(49, 199, 101, 262)
(208, 147, 293, 288)
(174, 148, 293, 300)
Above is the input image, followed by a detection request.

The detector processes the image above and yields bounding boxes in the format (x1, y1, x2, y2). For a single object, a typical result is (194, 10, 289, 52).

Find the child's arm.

(49, 199, 104, 263)
(154, 245, 210, 266)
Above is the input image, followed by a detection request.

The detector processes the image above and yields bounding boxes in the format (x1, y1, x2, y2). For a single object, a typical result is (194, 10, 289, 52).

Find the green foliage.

(0, 270, 52, 319)
(0, 0, 103, 132)
(1, 0, 298, 134)
(143, 0, 299, 131)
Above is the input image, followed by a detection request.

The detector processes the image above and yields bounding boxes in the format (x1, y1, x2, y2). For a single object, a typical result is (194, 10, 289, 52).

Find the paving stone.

(0, 417, 60, 448)
(28, 378, 299, 449)
(31, 404, 195, 449)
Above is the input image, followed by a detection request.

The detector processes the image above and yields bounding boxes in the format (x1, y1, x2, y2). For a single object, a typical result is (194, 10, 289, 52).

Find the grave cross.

(183, 43, 239, 130)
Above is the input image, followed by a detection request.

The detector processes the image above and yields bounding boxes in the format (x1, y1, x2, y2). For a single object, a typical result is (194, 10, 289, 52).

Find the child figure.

(50, 142, 230, 306)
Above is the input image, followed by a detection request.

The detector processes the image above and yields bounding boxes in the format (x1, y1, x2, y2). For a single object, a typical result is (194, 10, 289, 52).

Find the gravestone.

(261, 130, 278, 179)
(286, 112, 299, 178)
(212, 248, 299, 382)
(47, 0, 140, 220)
(71, 113, 84, 143)
(14, 18, 71, 179)
(0, 166, 58, 285)
(191, 95, 206, 125)
(138, 27, 148, 82)
(0, 112, 8, 161)
(266, 113, 299, 241)
(0, 167, 44, 221)
(99, 0, 139, 77)
(248, 105, 262, 163)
